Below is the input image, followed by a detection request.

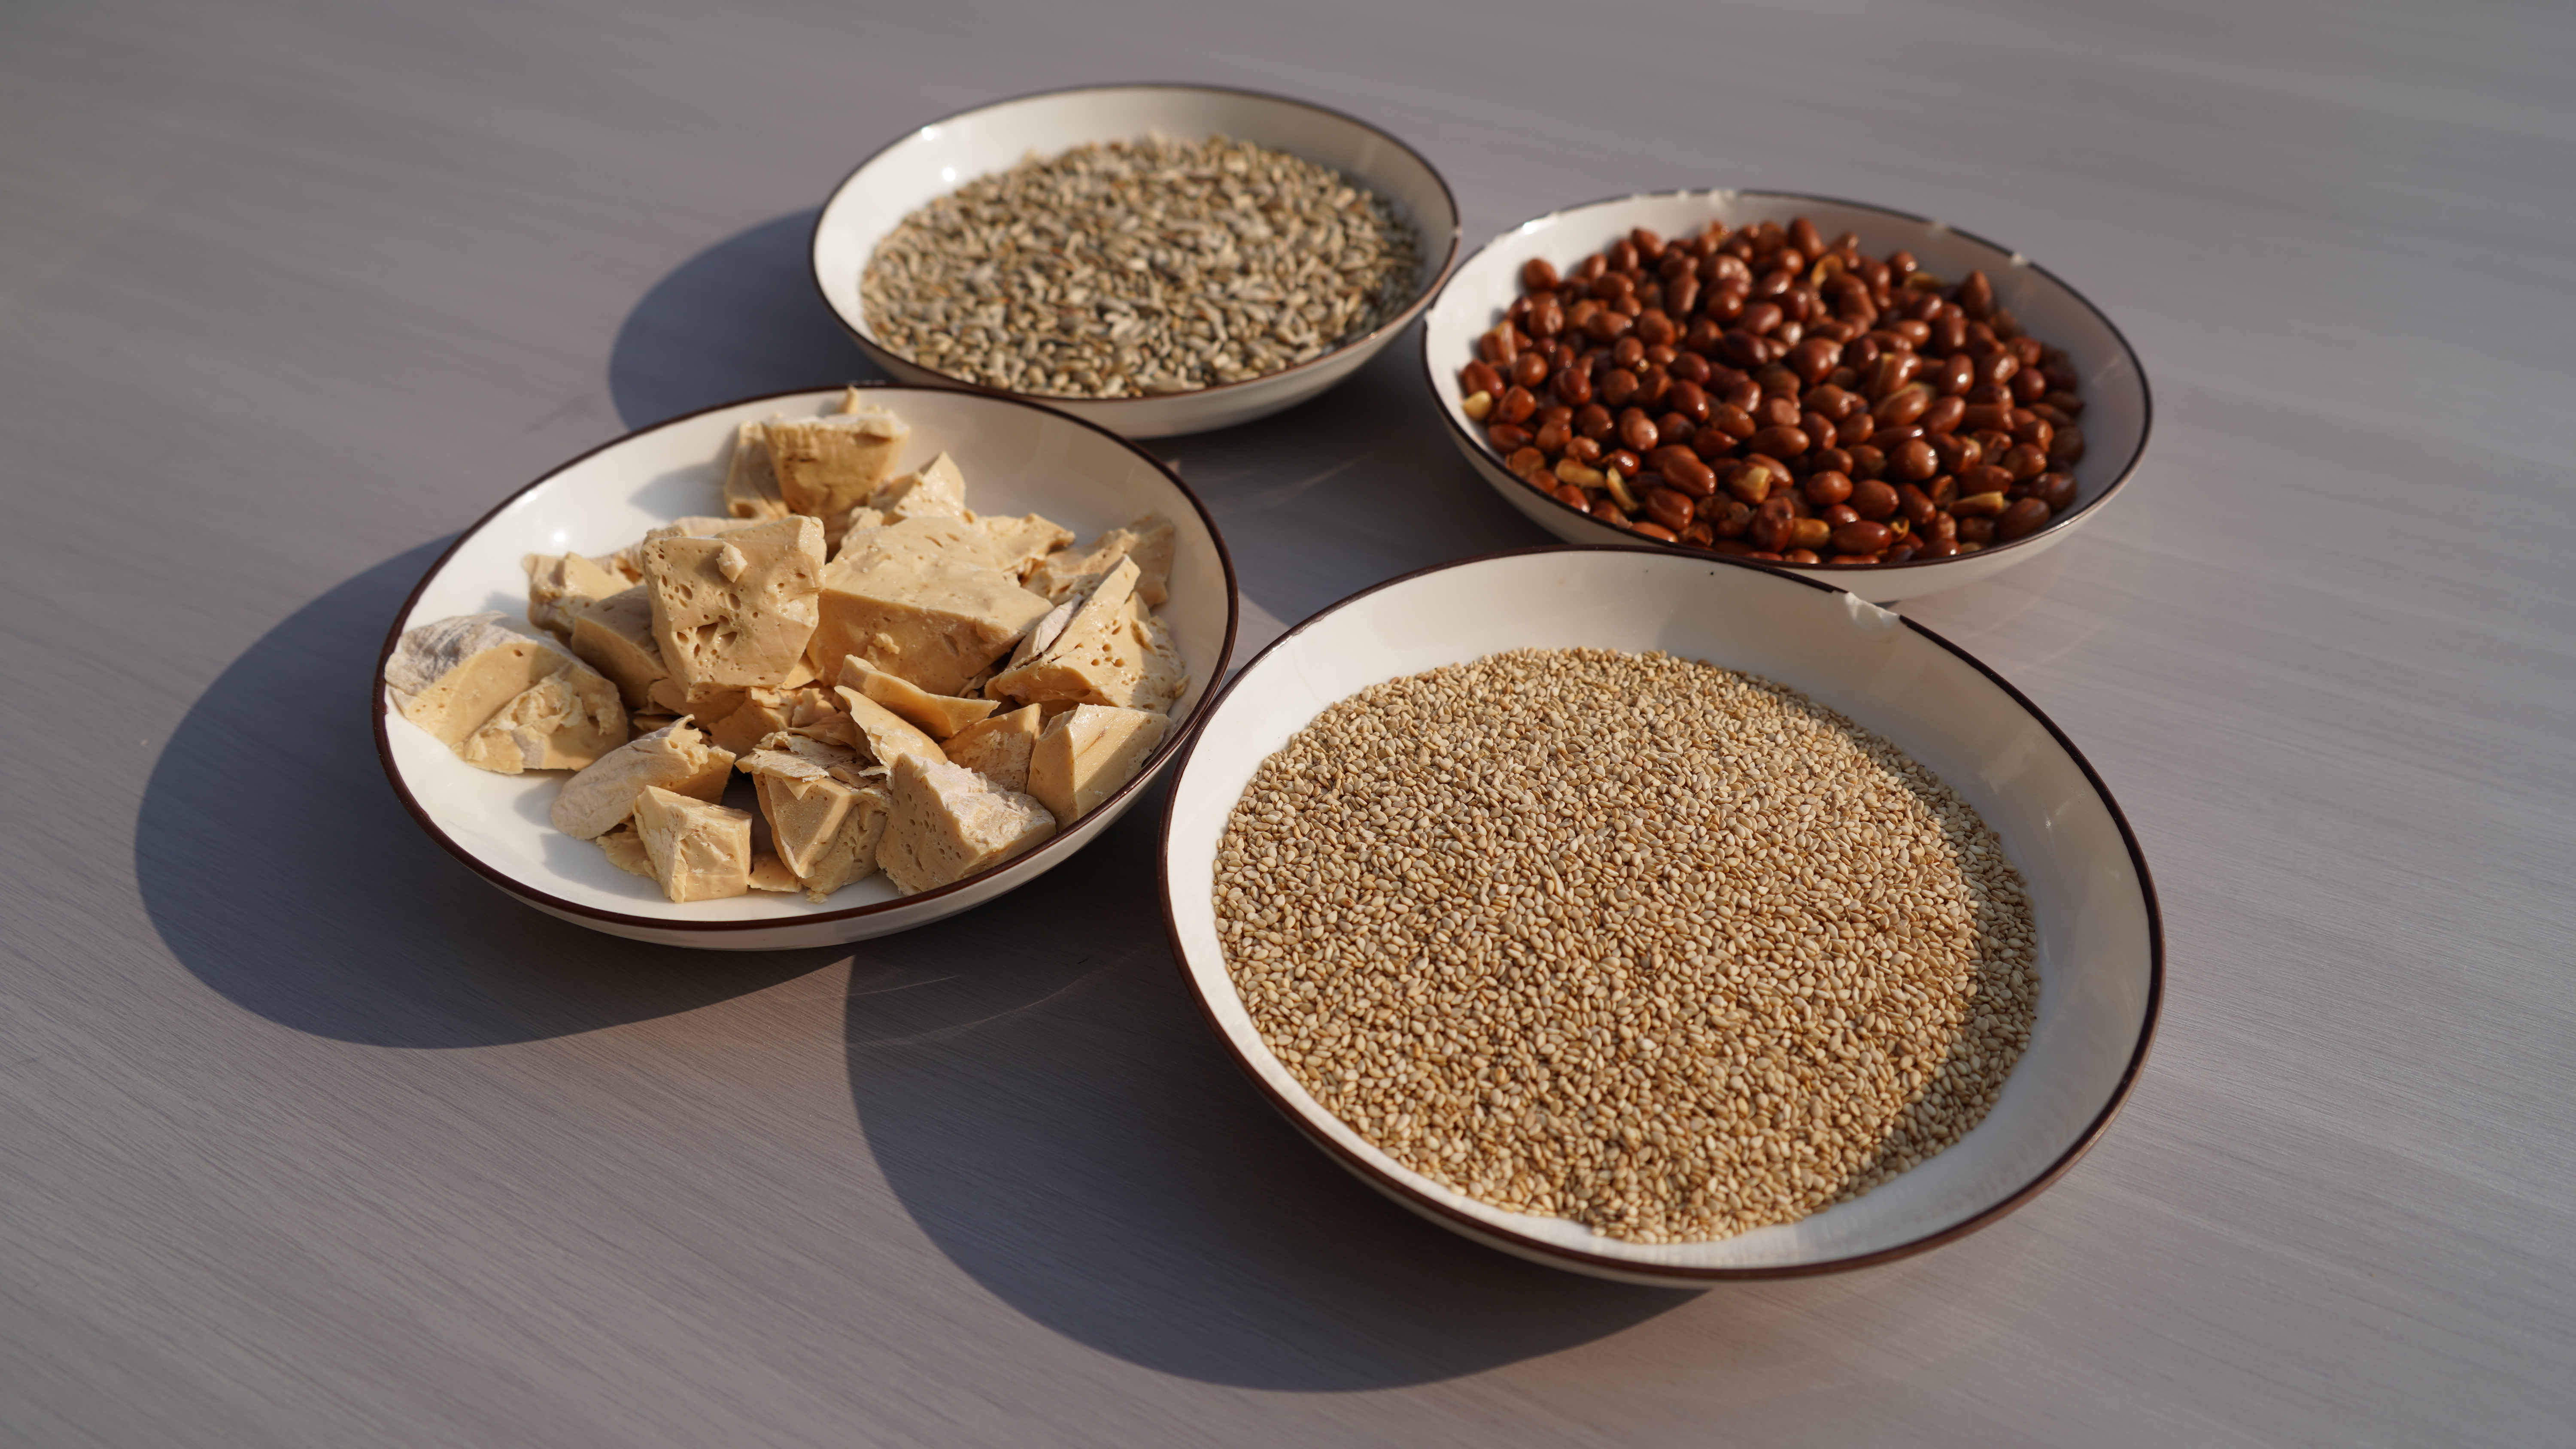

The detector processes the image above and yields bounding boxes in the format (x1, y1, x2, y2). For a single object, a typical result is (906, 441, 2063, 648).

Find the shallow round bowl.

(1159, 548, 2159, 1280)
(377, 385, 1238, 951)
(1420, 192, 2151, 603)
(814, 83, 1460, 438)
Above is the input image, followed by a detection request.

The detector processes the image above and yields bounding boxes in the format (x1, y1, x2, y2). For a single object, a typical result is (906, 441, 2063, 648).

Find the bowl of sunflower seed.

(812, 84, 1460, 438)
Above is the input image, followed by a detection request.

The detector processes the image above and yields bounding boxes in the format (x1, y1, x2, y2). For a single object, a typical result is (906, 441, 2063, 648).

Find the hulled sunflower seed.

(862, 136, 1422, 400)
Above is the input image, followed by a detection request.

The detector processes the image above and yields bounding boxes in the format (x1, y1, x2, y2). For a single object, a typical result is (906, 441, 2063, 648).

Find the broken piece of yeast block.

(747, 854, 802, 893)
(549, 720, 736, 840)
(983, 558, 1189, 715)
(386, 613, 627, 767)
(868, 452, 969, 521)
(633, 785, 752, 903)
(875, 754, 1057, 895)
(807, 515, 1052, 697)
(941, 703, 1042, 793)
(597, 822, 654, 878)
(642, 513, 826, 690)
(1025, 513, 1176, 606)
(978, 512, 1076, 581)
(647, 677, 749, 721)
(614, 515, 764, 580)
(720, 420, 792, 520)
(830, 512, 1003, 573)
(739, 738, 892, 901)
(566, 587, 669, 709)
(703, 686, 797, 758)
(454, 668, 627, 774)
(764, 407, 908, 518)
(823, 505, 886, 560)
(831, 686, 947, 770)
(836, 655, 996, 739)
(1002, 597, 1075, 672)
(1027, 704, 1169, 825)
(524, 552, 632, 639)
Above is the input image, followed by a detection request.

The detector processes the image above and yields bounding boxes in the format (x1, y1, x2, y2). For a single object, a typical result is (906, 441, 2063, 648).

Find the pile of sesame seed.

(860, 135, 1422, 397)
(1213, 648, 2037, 1244)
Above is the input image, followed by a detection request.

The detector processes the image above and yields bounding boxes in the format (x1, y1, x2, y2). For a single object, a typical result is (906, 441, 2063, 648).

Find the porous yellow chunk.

(566, 587, 668, 709)
(831, 686, 948, 770)
(455, 669, 627, 774)
(642, 513, 826, 690)
(524, 552, 631, 639)
(549, 720, 736, 840)
(720, 420, 791, 520)
(869, 451, 969, 521)
(704, 686, 796, 758)
(597, 823, 653, 878)
(837, 655, 997, 739)
(614, 516, 762, 579)
(876, 754, 1057, 895)
(808, 516, 1053, 697)
(764, 408, 909, 518)
(740, 737, 893, 902)
(1026, 513, 1176, 607)
(941, 703, 1043, 793)
(747, 853, 802, 892)
(979, 512, 1076, 581)
(386, 612, 629, 773)
(1027, 704, 1170, 825)
(633, 785, 752, 903)
(984, 558, 1189, 714)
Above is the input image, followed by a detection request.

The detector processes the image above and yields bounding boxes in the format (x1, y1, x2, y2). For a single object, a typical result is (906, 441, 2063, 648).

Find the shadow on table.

(842, 776, 1692, 1390)
(607, 209, 884, 431)
(136, 545, 836, 1048)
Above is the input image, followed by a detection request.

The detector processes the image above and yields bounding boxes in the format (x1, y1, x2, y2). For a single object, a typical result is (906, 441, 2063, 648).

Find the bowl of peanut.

(1420, 192, 2150, 603)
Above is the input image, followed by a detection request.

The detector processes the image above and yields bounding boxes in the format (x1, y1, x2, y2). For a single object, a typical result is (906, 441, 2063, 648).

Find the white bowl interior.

(385, 387, 1232, 946)
(1162, 549, 2155, 1274)
(813, 86, 1460, 437)
(1420, 192, 2149, 603)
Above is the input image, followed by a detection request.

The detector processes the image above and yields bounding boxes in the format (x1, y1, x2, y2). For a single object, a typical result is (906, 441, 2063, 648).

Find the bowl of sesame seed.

(811, 84, 1460, 438)
(1158, 547, 2160, 1281)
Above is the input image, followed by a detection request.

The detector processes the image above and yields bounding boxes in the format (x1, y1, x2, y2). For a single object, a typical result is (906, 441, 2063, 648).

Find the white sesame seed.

(1212, 648, 2038, 1245)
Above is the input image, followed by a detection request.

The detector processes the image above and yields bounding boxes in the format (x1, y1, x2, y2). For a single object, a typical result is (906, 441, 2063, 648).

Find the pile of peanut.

(1458, 216, 2089, 564)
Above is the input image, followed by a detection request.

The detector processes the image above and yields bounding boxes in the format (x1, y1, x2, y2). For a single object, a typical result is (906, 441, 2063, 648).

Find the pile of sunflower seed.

(860, 135, 1423, 398)
(1213, 648, 2038, 1245)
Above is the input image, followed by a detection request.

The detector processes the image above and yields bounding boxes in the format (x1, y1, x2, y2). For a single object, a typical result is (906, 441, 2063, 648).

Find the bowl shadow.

(841, 774, 1692, 1391)
(136, 543, 840, 1048)
(607, 209, 886, 431)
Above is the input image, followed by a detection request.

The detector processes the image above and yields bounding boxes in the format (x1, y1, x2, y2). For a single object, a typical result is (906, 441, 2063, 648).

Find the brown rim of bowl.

(809, 81, 1464, 406)
(1155, 544, 2163, 1280)
(1417, 190, 2154, 577)
(373, 381, 1241, 934)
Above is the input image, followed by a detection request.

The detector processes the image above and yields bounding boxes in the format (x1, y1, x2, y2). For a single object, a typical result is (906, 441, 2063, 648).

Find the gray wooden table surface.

(6, 0, 2570, 1443)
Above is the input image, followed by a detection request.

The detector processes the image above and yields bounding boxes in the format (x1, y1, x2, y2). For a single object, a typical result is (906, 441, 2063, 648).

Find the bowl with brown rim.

(812, 83, 1461, 438)
(375, 384, 1238, 951)
(1158, 547, 2161, 1280)
(1419, 192, 2150, 603)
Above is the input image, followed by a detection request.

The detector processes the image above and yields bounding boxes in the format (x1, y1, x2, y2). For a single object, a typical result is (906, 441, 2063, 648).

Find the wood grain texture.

(3, 0, 2570, 1442)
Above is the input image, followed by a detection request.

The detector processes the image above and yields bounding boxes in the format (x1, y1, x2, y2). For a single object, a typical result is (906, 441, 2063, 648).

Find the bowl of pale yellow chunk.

(375, 384, 1239, 949)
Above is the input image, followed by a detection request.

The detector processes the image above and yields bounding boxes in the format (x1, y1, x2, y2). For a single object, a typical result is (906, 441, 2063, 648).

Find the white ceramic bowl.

(376, 385, 1238, 951)
(1159, 548, 2160, 1281)
(1420, 192, 2151, 603)
(812, 84, 1460, 438)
